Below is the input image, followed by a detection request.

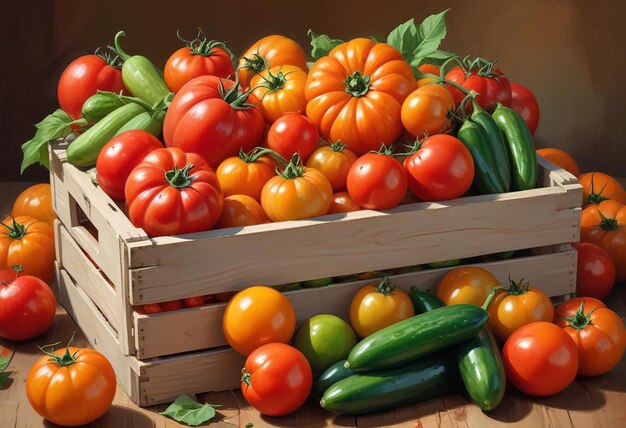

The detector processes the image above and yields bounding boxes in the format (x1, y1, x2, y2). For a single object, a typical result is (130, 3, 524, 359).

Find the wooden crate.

(50, 139, 582, 406)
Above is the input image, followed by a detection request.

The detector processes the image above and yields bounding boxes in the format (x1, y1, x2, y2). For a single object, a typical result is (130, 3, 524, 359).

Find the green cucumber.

(457, 328, 506, 411)
(116, 110, 165, 137)
(81, 92, 128, 123)
(321, 356, 457, 415)
(67, 103, 146, 167)
(312, 360, 354, 399)
(409, 287, 444, 313)
(346, 304, 488, 372)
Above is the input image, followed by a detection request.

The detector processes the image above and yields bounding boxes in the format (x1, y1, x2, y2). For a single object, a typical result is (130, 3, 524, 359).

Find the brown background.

(1, 0, 624, 181)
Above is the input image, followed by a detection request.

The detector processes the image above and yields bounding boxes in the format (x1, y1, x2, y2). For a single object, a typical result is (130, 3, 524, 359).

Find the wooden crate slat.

(128, 185, 580, 304)
(134, 249, 575, 359)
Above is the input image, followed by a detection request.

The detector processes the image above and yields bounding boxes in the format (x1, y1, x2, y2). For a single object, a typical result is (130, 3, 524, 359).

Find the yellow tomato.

(436, 266, 499, 306)
(250, 65, 308, 124)
(11, 183, 55, 227)
(306, 142, 358, 192)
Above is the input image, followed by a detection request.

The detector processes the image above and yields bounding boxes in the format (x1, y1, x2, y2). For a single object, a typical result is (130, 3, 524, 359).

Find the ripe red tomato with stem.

(164, 30, 235, 93)
(347, 147, 408, 210)
(58, 50, 126, 120)
(241, 343, 312, 416)
(509, 83, 540, 135)
(572, 242, 615, 299)
(267, 112, 319, 161)
(96, 130, 163, 200)
(445, 57, 511, 111)
(403, 135, 474, 201)
(0, 265, 56, 340)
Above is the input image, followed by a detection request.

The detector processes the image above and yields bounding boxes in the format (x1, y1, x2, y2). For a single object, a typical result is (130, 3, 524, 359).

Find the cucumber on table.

(312, 359, 354, 399)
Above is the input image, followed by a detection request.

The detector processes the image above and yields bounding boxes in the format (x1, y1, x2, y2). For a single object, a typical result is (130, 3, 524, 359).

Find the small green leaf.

(245, 424, 254, 428)
(160, 394, 220, 426)
(308, 30, 343, 61)
(21, 109, 85, 173)
(413, 9, 450, 58)
(386, 18, 419, 62)
(0, 342, 14, 372)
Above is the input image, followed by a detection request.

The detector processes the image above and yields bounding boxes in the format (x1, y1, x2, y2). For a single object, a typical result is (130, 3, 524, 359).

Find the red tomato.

(58, 53, 125, 120)
(572, 242, 616, 299)
(143, 303, 163, 314)
(445, 62, 511, 111)
(125, 147, 223, 237)
(347, 152, 408, 210)
(267, 113, 319, 161)
(0, 267, 56, 340)
(241, 343, 312, 416)
(163, 76, 265, 168)
(329, 191, 362, 214)
(509, 83, 540, 135)
(96, 130, 163, 200)
(403, 135, 474, 201)
(161, 300, 183, 311)
(164, 32, 234, 92)
(503, 322, 578, 396)
(554, 297, 606, 326)
(183, 296, 206, 308)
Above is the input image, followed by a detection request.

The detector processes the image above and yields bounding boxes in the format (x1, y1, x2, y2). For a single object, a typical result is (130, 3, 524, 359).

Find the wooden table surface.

(1, 180, 625, 428)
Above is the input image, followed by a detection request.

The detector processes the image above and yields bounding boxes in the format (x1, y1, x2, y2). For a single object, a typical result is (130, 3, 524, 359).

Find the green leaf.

(160, 394, 220, 426)
(410, 49, 457, 67)
(308, 30, 343, 61)
(0, 371, 10, 388)
(0, 342, 14, 372)
(413, 9, 450, 59)
(245, 423, 254, 428)
(386, 19, 419, 63)
(21, 109, 84, 173)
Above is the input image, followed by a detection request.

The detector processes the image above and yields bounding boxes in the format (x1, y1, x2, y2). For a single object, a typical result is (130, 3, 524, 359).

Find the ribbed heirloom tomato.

(164, 32, 235, 92)
(27, 341, 116, 426)
(11, 183, 55, 227)
(555, 298, 626, 376)
(223, 286, 296, 355)
(216, 148, 276, 201)
(305, 38, 415, 154)
(580, 200, 626, 281)
(306, 142, 358, 192)
(401, 84, 455, 137)
(436, 266, 498, 307)
(579, 172, 626, 206)
(124, 148, 223, 237)
(238, 35, 308, 89)
(163, 76, 265, 168)
(0, 216, 55, 282)
(250, 65, 308, 124)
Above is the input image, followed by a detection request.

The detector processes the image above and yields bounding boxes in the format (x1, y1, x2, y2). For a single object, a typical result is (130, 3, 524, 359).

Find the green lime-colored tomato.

(294, 314, 357, 377)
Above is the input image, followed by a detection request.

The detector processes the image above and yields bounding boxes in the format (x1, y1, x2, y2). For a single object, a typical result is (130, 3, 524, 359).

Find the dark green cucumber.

(113, 31, 171, 107)
(321, 356, 457, 415)
(492, 103, 537, 191)
(116, 110, 165, 137)
(457, 120, 508, 194)
(67, 102, 146, 166)
(312, 360, 354, 399)
(409, 286, 444, 313)
(457, 328, 506, 411)
(470, 100, 511, 191)
(346, 304, 488, 372)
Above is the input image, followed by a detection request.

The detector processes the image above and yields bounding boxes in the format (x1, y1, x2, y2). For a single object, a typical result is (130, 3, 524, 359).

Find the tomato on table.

(223, 286, 296, 355)
(306, 142, 358, 192)
(555, 299, 626, 376)
(503, 321, 578, 396)
(250, 65, 308, 124)
(328, 191, 362, 214)
(347, 149, 408, 210)
(579, 172, 626, 206)
(572, 242, 615, 299)
(96, 130, 163, 200)
(403, 134, 474, 201)
(216, 194, 268, 228)
(510, 83, 540, 135)
(124, 147, 223, 237)
(11, 184, 56, 227)
(554, 297, 606, 325)
(536, 148, 580, 178)
(400, 84, 455, 137)
(0, 216, 55, 282)
(241, 343, 312, 416)
(58, 52, 125, 120)
(267, 112, 320, 161)
(349, 275, 414, 338)
(487, 278, 554, 341)
(0, 265, 56, 340)
(436, 266, 499, 307)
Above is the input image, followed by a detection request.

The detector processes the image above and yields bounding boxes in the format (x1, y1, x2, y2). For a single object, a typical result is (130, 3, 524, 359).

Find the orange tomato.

(436, 266, 499, 307)
(26, 342, 116, 426)
(250, 65, 307, 124)
(536, 148, 580, 178)
(305, 38, 415, 154)
(417, 63, 440, 75)
(487, 279, 554, 341)
(0, 216, 55, 282)
(401, 84, 455, 137)
(554, 297, 606, 325)
(580, 200, 626, 281)
(223, 286, 296, 355)
(579, 172, 626, 206)
(305, 142, 358, 192)
(349, 276, 414, 338)
(11, 183, 55, 227)
(238, 35, 308, 88)
(217, 195, 269, 228)
(416, 77, 436, 88)
(261, 159, 333, 222)
(329, 191, 362, 214)
(216, 148, 276, 201)
(555, 298, 626, 376)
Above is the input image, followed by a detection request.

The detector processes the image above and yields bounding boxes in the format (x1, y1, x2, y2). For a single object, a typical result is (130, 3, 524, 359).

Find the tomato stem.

(329, 140, 348, 153)
(94, 47, 122, 69)
(506, 277, 529, 296)
(0, 217, 28, 240)
(177, 29, 232, 58)
(374, 273, 395, 295)
(564, 299, 596, 331)
(481, 287, 501, 311)
(587, 173, 610, 205)
(165, 164, 196, 188)
(239, 147, 285, 166)
(38, 332, 79, 367)
(598, 210, 619, 231)
(240, 51, 268, 74)
(241, 368, 252, 387)
(218, 79, 257, 110)
(277, 154, 305, 179)
(344, 71, 370, 97)
(255, 68, 290, 93)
